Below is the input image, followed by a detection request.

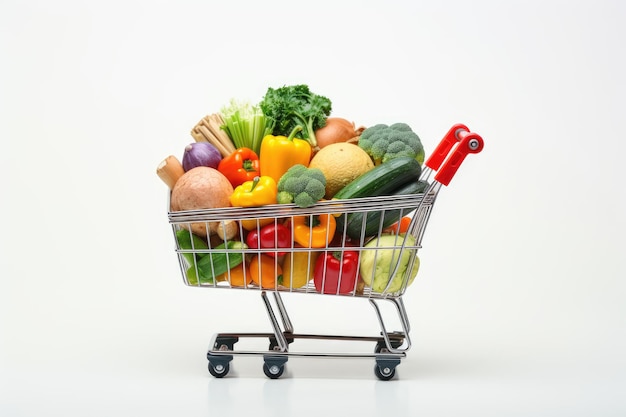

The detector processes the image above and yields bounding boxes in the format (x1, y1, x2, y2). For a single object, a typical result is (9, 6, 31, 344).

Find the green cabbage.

(359, 234, 420, 294)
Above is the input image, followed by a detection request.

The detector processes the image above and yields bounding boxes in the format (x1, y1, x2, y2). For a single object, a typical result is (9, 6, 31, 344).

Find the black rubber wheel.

(268, 335, 294, 351)
(374, 339, 404, 353)
(263, 362, 285, 379)
(374, 363, 396, 381)
(208, 361, 230, 378)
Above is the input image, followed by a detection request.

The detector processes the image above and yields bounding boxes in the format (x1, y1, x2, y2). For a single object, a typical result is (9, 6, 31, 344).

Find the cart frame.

(167, 123, 484, 380)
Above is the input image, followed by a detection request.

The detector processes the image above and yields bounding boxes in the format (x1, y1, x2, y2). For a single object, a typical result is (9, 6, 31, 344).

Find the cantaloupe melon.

(308, 142, 374, 198)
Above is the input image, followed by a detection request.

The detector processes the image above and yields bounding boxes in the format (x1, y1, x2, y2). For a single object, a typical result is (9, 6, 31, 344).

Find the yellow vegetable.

(282, 248, 319, 289)
(308, 142, 374, 198)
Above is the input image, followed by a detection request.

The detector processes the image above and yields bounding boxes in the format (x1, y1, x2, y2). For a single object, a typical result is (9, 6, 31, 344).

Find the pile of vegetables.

(157, 83, 427, 295)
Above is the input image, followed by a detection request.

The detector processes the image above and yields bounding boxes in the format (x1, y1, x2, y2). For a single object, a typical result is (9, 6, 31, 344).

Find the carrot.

(384, 216, 412, 235)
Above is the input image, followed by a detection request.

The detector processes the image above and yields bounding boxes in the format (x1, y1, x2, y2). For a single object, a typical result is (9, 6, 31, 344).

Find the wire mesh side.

(169, 186, 440, 299)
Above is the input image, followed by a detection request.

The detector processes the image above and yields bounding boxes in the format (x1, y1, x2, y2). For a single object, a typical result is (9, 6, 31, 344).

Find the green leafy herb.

(259, 84, 332, 148)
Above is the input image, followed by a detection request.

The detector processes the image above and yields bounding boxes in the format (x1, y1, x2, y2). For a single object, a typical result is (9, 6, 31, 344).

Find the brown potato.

(170, 167, 234, 237)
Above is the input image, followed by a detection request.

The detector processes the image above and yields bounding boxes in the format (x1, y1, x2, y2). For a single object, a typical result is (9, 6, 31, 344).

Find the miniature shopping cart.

(167, 123, 484, 380)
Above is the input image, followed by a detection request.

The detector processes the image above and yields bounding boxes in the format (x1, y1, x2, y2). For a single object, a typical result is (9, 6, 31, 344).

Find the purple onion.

(182, 142, 222, 171)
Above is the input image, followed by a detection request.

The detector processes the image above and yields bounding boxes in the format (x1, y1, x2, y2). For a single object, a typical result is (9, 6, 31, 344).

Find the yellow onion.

(314, 117, 365, 150)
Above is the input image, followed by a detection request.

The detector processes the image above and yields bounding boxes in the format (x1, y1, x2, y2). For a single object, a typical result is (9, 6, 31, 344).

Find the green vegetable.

(194, 241, 248, 284)
(333, 156, 422, 201)
(358, 123, 425, 166)
(359, 234, 420, 294)
(276, 164, 327, 208)
(186, 265, 201, 286)
(340, 179, 429, 240)
(176, 229, 209, 267)
(259, 84, 332, 148)
(220, 99, 274, 154)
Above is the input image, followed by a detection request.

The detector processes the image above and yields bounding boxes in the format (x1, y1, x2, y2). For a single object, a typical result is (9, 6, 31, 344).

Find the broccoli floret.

(277, 164, 327, 208)
(358, 123, 425, 165)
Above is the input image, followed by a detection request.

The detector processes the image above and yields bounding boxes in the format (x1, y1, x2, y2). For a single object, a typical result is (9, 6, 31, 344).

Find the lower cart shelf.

(207, 331, 407, 380)
(205, 291, 410, 380)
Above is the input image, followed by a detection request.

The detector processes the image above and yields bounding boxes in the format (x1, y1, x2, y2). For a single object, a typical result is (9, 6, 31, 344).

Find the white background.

(1, 0, 625, 415)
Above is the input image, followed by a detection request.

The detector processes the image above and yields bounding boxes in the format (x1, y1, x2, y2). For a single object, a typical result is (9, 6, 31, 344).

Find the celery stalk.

(220, 99, 269, 155)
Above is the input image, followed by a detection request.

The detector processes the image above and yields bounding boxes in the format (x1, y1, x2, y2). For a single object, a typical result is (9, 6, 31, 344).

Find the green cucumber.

(176, 229, 209, 266)
(333, 156, 422, 200)
(196, 241, 248, 284)
(339, 179, 429, 240)
(333, 157, 424, 240)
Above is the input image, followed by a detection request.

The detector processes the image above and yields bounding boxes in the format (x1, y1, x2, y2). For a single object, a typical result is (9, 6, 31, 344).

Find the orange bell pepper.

(216, 263, 252, 287)
(249, 254, 283, 289)
(291, 214, 336, 248)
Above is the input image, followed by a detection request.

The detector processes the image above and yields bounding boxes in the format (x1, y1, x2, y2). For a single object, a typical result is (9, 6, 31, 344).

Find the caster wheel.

(208, 361, 230, 378)
(374, 363, 396, 381)
(263, 362, 285, 379)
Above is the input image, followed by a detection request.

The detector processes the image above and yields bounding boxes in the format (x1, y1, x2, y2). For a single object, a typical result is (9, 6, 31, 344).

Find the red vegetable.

(313, 250, 360, 294)
(246, 222, 291, 257)
(217, 147, 261, 188)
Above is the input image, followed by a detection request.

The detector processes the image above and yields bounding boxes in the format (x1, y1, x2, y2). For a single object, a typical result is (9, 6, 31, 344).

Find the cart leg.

(268, 292, 295, 350)
(369, 297, 412, 354)
(261, 291, 290, 352)
(395, 297, 412, 334)
(273, 292, 294, 333)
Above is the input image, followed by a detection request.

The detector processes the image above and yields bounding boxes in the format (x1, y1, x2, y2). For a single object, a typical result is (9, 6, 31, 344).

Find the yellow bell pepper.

(291, 214, 336, 248)
(230, 176, 278, 231)
(230, 176, 277, 207)
(282, 246, 319, 289)
(259, 126, 312, 184)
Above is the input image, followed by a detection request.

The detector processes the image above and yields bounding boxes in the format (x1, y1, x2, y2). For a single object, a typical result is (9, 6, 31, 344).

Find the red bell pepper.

(329, 232, 359, 248)
(217, 147, 261, 188)
(313, 250, 360, 294)
(246, 222, 291, 257)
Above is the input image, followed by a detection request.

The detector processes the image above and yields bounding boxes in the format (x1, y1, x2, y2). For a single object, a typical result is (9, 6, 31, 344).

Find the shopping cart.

(167, 123, 484, 380)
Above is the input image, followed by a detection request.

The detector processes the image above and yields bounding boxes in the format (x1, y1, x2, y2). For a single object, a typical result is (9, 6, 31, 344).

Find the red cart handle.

(434, 128, 484, 186)
(424, 123, 469, 170)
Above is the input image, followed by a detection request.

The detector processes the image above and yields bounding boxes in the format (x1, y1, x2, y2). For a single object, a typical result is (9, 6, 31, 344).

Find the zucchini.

(195, 241, 248, 284)
(338, 179, 429, 240)
(333, 156, 422, 200)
